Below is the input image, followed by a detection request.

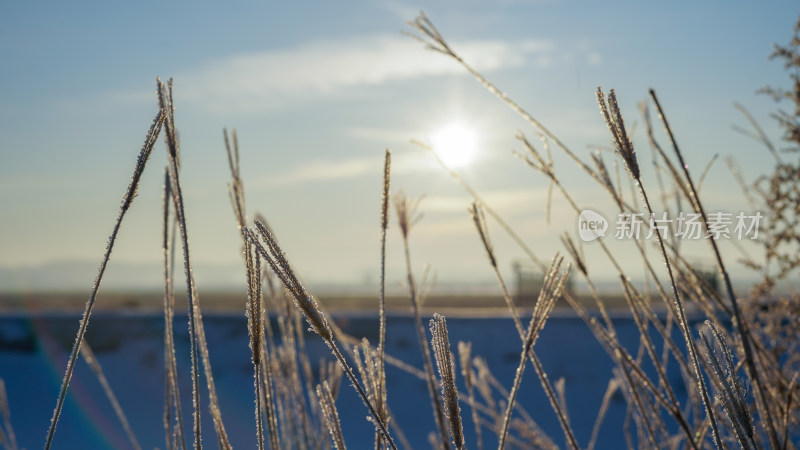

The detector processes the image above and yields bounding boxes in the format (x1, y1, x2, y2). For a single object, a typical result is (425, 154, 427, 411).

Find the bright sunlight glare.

(431, 122, 478, 168)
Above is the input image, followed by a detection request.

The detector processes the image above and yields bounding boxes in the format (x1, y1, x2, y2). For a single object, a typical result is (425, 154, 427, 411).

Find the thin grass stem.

(649, 88, 779, 449)
(44, 109, 165, 450)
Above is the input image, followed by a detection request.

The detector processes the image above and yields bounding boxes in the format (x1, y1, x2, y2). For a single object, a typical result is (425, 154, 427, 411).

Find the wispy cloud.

(423, 189, 549, 214)
(181, 35, 532, 112)
(409, 189, 554, 238)
(249, 151, 445, 189)
(113, 34, 567, 113)
(250, 158, 377, 189)
(345, 126, 424, 143)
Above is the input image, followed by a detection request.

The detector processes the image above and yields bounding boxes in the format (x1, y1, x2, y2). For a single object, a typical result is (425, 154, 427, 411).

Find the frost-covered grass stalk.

(44, 109, 165, 450)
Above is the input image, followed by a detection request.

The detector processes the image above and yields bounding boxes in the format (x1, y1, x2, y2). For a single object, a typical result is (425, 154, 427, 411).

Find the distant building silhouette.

(512, 260, 573, 307)
(679, 264, 720, 299)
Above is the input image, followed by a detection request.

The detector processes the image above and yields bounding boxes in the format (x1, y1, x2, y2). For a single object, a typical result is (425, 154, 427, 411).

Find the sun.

(431, 122, 478, 168)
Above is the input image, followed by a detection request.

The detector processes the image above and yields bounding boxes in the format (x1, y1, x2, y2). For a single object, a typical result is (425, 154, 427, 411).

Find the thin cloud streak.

(180, 35, 531, 112)
(112, 34, 567, 113)
(251, 158, 375, 188)
(249, 152, 431, 189)
(345, 126, 425, 143)
(423, 189, 549, 214)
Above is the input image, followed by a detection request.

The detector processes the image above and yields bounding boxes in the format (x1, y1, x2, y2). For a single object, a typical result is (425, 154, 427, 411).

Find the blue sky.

(1, 1, 797, 291)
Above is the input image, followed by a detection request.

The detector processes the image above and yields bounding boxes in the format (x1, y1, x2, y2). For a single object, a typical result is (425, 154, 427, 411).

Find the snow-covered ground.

(0, 311, 694, 449)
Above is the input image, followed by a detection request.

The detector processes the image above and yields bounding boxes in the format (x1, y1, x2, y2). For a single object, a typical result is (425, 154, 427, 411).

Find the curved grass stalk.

(406, 13, 635, 214)
(394, 191, 452, 450)
(317, 381, 347, 450)
(163, 169, 187, 450)
(245, 241, 266, 450)
(159, 79, 231, 449)
(80, 341, 142, 450)
(649, 89, 779, 449)
(599, 88, 722, 448)
(44, 109, 165, 449)
(429, 314, 465, 450)
(519, 134, 702, 447)
(246, 221, 398, 450)
(376, 150, 392, 449)
(496, 257, 578, 450)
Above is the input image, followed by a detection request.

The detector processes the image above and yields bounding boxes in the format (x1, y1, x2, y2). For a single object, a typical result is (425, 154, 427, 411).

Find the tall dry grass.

(34, 11, 800, 450)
